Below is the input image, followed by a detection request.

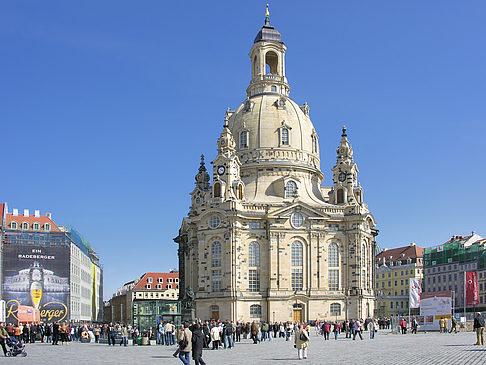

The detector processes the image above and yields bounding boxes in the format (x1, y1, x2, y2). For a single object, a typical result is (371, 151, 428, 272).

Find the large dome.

(228, 93, 321, 174)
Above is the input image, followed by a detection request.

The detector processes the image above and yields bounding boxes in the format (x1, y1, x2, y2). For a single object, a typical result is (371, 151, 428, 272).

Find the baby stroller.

(6, 337, 27, 357)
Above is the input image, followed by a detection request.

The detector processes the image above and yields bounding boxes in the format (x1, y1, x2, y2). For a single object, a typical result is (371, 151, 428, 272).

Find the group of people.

(172, 320, 312, 364)
(316, 318, 379, 340)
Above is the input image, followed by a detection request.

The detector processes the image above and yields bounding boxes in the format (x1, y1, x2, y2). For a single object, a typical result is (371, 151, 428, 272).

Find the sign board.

(2, 245, 70, 324)
(419, 291, 452, 331)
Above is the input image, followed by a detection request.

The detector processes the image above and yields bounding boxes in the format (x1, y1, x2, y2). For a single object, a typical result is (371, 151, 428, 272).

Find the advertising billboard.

(2, 245, 70, 324)
(419, 291, 452, 331)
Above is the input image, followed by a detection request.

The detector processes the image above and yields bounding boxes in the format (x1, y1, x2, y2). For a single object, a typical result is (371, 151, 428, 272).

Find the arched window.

(238, 184, 243, 200)
(265, 51, 278, 74)
(337, 189, 344, 204)
(250, 304, 262, 318)
(362, 244, 367, 289)
(291, 241, 303, 291)
(10, 221, 17, 229)
(285, 181, 297, 198)
(291, 241, 303, 266)
(249, 242, 260, 267)
(44, 223, 50, 231)
(330, 303, 341, 316)
(22, 222, 28, 230)
(328, 243, 339, 267)
(211, 241, 222, 267)
(214, 182, 221, 198)
(281, 128, 289, 145)
(33, 223, 40, 230)
(271, 85, 277, 92)
(240, 131, 248, 148)
(249, 242, 260, 292)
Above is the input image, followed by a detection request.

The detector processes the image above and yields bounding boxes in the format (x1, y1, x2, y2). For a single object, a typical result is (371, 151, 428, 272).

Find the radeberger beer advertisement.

(2, 245, 70, 324)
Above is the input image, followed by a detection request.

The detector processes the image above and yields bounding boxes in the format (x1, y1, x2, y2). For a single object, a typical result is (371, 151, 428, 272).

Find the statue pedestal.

(182, 307, 195, 322)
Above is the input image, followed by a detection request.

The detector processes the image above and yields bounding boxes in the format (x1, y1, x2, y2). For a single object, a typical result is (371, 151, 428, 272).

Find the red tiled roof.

(133, 272, 179, 290)
(5, 213, 61, 232)
(375, 244, 424, 264)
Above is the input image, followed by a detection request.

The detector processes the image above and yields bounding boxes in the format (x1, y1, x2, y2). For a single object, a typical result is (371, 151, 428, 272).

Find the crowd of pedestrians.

(1, 313, 485, 360)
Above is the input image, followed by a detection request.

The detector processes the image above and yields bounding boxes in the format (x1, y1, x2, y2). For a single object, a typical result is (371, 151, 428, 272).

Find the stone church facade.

(175, 13, 378, 323)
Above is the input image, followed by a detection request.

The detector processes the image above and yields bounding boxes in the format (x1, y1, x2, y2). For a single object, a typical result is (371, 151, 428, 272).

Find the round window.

(209, 215, 221, 229)
(291, 212, 304, 228)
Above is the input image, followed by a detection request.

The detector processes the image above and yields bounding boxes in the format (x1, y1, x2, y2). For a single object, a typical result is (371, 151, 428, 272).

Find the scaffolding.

(424, 239, 486, 268)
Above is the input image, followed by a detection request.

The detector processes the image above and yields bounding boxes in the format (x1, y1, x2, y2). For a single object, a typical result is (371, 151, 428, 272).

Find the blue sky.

(1, 1, 485, 299)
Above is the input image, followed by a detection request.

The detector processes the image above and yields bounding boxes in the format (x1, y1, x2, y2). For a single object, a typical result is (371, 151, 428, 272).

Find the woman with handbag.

(294, 324, 310, 360)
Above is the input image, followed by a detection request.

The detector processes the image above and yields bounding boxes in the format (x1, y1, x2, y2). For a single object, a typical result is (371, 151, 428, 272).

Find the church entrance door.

(293, 309, 302, 323)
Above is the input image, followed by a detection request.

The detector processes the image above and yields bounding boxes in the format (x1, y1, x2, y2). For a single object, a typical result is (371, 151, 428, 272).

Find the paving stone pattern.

(4, 330, 486, 364)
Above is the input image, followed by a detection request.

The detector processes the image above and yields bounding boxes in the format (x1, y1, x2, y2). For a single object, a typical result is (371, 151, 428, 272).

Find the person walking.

(191, 323, 207, 365)
(439, 317, 445, 333)
(0, 323, 9, 357)
(400, 318, 407, 334)
(202, 322, 210, 348)
(44, 323, 52, 343)
(353, 320, 363, 340)
(449, 316, 458, 334)
(158, 322, 165, 345)
(369, 318, 376, 339)
(223, 321, 234, 349)
(94, 325, 100, 343)
(60, 322, 69, 345)
(474, 312, 485, 345)
(411, 317, 418, 334)
(52, 322, 59, 345)
(121, 325, 128, 346)
(210, 324, 220, 350)
(322, 321, 330, 340)
(294, 324, 310, 360)
(332, 321, 341, 340)
(178, 322, 192, 365)
(107, 323, 116, 346)
(251, 321, 259, 344)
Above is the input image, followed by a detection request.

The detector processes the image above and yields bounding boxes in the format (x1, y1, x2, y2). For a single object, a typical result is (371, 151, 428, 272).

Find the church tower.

(247, 7, 289, 98)
(331, 126, 364, 207)
(175, 6, 377, 323)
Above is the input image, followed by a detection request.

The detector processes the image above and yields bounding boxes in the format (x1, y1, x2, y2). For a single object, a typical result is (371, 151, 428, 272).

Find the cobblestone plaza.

(6, 331, 486, 364)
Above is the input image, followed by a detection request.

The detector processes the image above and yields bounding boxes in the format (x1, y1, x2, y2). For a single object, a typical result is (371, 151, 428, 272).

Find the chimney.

(13, 209, 18, 216)
(47, 212, 52, 220)
(24, 209, 29, 217)
(34, 210, 40, 218)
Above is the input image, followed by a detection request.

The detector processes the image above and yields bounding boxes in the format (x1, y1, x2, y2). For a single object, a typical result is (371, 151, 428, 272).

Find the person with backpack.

(177, 322, 192, 365)
(294, 324, 310, 360)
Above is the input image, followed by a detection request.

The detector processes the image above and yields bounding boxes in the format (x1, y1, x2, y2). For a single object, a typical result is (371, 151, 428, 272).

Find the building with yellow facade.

(375, 243, 424, 317)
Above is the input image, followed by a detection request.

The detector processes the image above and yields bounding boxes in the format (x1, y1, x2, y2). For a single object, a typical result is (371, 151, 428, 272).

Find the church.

(175, 10, 378, 323)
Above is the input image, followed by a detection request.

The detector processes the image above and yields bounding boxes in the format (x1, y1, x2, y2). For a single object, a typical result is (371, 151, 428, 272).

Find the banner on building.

(466, 271, 479, 306)
(409, 278, 422, 308)
(2, 245, 70, 324)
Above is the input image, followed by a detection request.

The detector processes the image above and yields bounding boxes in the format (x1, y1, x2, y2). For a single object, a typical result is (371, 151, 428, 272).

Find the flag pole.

(463, 271, 466, 321)
(408, 278, 411, 323)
